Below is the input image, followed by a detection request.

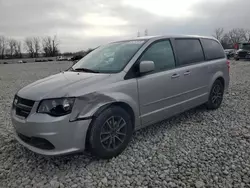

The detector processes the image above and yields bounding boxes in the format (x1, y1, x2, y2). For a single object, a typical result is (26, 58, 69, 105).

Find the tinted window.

(175, 39, 204, 66)
(140, 40, 175, 72)
(201, 39, 225, 60)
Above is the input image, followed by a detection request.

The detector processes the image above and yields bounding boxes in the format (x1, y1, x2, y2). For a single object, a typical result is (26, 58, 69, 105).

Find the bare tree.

(221, 34, 231, 48)
(42, 35, 59, 57)
(218, 28, 250, 49)
(13, 40, 22, 58)
(32, 37, 40, 58)
(245, 30, 250, 42)
(227, 28, 248, 45)
(0, 36, 7, 59)
(213, 28, 224, 41)
(52, 35, 59, 56)
(24, 37, 34, 58)
(24, 37, 41, 58)
(42, 36, 52, 57)
(8, 38, 16, 58)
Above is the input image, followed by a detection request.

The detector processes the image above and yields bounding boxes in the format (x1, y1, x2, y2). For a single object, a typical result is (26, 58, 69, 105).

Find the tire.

(206, 80, 224, 110)
(234, 57, 239, 61)
(88, 106, 133, 159)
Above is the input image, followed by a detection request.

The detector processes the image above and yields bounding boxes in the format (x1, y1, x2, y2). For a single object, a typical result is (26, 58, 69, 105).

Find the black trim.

(17, 133, 55, 150)
(14, 96, 35, 118)
(124, 38, 177, 79)
(70, 116, 93, 122)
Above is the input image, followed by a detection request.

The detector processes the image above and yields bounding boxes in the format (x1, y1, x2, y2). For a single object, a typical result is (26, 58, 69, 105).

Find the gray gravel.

(0, 60, 250, 188)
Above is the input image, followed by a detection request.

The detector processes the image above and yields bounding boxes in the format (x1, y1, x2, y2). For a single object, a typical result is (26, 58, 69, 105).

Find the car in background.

(224, 49, 235, 59)
(67, 57, 73, 61)
(18, 60, 27, 63)
(234, 42, 250, 60)
(56, 56, 68, 61)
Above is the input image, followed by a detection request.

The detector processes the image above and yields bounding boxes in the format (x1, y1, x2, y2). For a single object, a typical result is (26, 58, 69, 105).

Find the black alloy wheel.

(88, 106, 133, 159)
(206, 80, 224, 110)
(100, 116, 127, 151)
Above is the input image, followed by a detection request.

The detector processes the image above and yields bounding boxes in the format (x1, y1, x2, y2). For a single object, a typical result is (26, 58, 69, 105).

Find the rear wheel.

(206, 80, 224, 110)
(88, 106, 133, 159)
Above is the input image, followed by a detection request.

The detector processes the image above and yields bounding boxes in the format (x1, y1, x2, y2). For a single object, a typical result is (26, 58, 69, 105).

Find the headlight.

(37, 98, 75, 116)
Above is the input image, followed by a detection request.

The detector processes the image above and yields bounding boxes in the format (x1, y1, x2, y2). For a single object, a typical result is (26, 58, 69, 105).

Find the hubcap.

(100, 116, 127, 150)
(211, 84, 223, 106)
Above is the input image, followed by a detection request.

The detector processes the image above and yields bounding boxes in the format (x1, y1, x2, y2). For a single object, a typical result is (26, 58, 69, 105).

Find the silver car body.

(11, 35, 229, 155)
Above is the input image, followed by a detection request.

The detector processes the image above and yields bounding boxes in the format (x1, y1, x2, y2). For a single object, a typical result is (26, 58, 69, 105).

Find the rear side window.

(140, 40, 175, 72)
(175, 39, 204, 66)
(201, 39, 225, 60)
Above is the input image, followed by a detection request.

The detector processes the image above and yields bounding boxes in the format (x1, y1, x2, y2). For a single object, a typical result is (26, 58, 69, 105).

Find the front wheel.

(88, 106, 133, 159)
(206, 80, 224, 110)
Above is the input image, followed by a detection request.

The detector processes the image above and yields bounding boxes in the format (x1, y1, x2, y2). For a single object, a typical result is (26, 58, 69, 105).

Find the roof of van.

(119, 34, 217, 41)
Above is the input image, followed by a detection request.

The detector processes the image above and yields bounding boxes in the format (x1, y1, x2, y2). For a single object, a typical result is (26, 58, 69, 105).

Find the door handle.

(184, 71, 191, 76)
(171, 73, 180, 79)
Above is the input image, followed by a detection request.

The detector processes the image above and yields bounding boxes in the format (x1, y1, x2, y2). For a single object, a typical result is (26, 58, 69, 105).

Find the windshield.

(241, 43, 250, 50)
(72, 40, 146, 73)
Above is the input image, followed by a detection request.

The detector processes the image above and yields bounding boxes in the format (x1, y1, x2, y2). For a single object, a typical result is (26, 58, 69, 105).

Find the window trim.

(200, 38, 226, 61)
(174, 38, 206, 68)
(124, 38, 177, 79)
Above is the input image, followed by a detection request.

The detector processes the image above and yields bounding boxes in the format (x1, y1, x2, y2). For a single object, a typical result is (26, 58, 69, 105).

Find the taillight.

(226, 60, 230, 72)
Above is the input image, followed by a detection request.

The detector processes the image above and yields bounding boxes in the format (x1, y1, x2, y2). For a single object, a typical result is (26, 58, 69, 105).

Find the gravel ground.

(0, 60, 250, 188)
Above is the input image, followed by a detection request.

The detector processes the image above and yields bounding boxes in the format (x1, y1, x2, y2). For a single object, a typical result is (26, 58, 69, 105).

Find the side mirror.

(139, 61, 155, 74)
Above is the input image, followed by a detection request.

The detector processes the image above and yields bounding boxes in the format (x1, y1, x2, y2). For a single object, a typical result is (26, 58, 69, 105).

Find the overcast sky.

(0, 0, 249, 52)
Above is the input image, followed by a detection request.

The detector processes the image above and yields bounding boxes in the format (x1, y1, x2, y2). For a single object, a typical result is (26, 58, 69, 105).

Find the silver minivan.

(11, 35, 230, 159)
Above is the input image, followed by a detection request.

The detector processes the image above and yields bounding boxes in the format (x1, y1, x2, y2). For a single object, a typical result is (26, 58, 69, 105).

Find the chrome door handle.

(171, 73, 180, 79)
(184, 71, 191, 76)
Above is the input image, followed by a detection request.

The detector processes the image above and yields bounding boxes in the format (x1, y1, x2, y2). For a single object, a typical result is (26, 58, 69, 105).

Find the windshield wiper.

(72, 68, 99, 73)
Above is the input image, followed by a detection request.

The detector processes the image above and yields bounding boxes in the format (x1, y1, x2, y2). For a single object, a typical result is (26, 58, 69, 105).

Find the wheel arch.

(209, 72, 225, 91)
(215, 77, 225, 88)
(85, 101, 136, 150)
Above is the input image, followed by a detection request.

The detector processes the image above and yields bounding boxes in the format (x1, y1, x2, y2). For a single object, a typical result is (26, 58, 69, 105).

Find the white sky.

(0, 0, 249, 52)
(122, 0, 201, 18)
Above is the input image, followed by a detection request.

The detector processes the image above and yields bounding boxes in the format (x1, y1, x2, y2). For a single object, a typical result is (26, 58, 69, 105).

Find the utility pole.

(137, 31, 140, 37)
(52, 39, 55, 56)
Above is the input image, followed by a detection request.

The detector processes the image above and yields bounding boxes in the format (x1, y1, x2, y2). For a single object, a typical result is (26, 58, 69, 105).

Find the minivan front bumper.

(11, 103, 92, 156)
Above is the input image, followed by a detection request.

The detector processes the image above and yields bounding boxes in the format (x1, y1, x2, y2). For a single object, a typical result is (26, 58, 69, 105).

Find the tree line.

(0, 35, 60, 59)
(213, 28, 250, 49)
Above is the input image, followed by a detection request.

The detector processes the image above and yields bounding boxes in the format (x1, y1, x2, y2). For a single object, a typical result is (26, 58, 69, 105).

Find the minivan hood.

(17, 71, 111, 101)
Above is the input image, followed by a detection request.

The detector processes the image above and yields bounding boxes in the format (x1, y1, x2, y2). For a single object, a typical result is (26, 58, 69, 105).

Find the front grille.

(14, 96, 35, 118)
(17, 133, 55, 150)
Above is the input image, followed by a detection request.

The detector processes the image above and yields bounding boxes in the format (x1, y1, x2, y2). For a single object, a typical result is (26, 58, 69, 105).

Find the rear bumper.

(11, 106, 92, 156)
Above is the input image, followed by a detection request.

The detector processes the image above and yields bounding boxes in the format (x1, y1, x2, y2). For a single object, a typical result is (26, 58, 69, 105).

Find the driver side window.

(140, 40, 176, 73)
